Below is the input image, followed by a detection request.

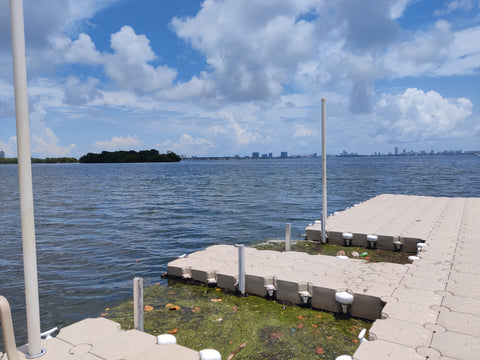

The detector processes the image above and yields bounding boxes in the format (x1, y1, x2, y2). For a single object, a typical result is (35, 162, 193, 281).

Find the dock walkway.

(168, 194, 480, 360)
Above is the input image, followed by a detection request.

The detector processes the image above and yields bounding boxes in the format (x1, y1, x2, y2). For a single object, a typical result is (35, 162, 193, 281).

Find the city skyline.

(0, 145, 477, 160)
(1, 1, 479, 158)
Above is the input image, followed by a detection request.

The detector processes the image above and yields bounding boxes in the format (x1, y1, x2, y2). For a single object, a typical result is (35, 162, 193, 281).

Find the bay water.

(1, 155, 479, 347)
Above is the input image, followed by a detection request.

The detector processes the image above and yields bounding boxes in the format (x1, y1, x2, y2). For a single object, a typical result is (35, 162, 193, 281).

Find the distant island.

(0, 157, 78, 164)
(79, 149, 181, 163)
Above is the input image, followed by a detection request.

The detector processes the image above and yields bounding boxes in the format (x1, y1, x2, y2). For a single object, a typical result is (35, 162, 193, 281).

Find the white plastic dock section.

(3, 317, 200, 360)
(168, 244, 406, 320)
(168, 194, 480, 360)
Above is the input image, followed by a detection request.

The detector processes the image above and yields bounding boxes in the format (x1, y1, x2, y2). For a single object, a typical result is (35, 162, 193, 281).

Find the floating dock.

(168, 194, 480, 360)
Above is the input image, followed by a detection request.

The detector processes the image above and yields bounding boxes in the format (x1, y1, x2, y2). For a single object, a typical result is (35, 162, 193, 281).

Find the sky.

(0, 0, 479, 158)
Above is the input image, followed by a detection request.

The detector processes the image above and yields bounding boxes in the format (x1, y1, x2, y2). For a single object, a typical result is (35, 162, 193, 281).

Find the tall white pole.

(321, 98, 327, 243)
(9, 0, 44, 357)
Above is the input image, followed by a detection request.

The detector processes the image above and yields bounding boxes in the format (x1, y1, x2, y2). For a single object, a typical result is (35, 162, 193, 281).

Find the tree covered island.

(79, 149, 181, 163)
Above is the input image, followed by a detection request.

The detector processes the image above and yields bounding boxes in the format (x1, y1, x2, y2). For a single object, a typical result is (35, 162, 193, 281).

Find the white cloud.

(171, 0, 319, 101)
(293, 124, 316, 138)
(374, 88, 473, 142)
(434, 0, 479, 16)
(220, 112, 262, 146)
(398, 20, 454, 64)
(63, 76, 103, 105)
(384, 21, 452, 77)
(1, 77, 82, 157)
(390, 0, 419, 19)
(100, 90, 156, 110)
(93, 135, 143, 151)
(0, 96, 15, 119)
(160, 134, 214, 156)
(26, 78, 65, 110)
(338, 0, 400, 52)
(156, 73, 215, 101)
(349, 80, 375, 113)
(103, 26, 178, 93)
(0, 0, 121, 74)
(29, 104, 76, 157)
(435, 25, 480, 76)
(385, 20, 480, 78)
(474, 122, 480, 136)
(167, 0, 402, 112)
(64, 33, 102, 65)
(0, 137, 17, 157)
(32, 128, 76, 157)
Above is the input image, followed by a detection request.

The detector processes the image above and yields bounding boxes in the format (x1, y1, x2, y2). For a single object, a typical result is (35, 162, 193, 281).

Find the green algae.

(253, 239, 411, 264)
(105, 240, 403, 358)
(107, 280, 370, 359)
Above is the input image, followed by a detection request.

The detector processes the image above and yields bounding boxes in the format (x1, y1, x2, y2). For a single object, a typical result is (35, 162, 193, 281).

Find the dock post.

(133, 277, 144, 331)
(235, 245, 245, 295)
(321, 97, 327, 244)
(285, 223, 291, 251)
(321, 213, 326, 244)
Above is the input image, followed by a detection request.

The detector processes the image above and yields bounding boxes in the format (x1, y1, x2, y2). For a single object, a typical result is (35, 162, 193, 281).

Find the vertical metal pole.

(9, 0, 44, 357)
(236, 245, 245, 295)
(133, 277, 144, 331)
(321, 98, 327, 244)
(285, 223, 291, 251)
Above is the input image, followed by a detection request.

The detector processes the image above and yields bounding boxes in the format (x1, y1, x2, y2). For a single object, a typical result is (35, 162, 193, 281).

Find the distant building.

(0, 150, 4, 158)
(252, 152, 260, 159)
(280, 151, 288, 158)
(261, 153, 268, 158)
(395, 147, 399, 155)
(268, 152, 273, 158)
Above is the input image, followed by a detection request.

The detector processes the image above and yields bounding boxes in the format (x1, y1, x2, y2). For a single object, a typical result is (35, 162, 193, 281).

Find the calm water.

(1, 155, 479, 347)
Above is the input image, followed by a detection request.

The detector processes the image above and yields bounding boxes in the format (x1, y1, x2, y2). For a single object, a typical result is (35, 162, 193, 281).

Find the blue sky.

(1, 0, 479, 158)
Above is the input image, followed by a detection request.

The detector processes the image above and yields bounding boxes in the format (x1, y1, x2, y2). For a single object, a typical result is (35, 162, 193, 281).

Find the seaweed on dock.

(107, 280, 371, 359)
